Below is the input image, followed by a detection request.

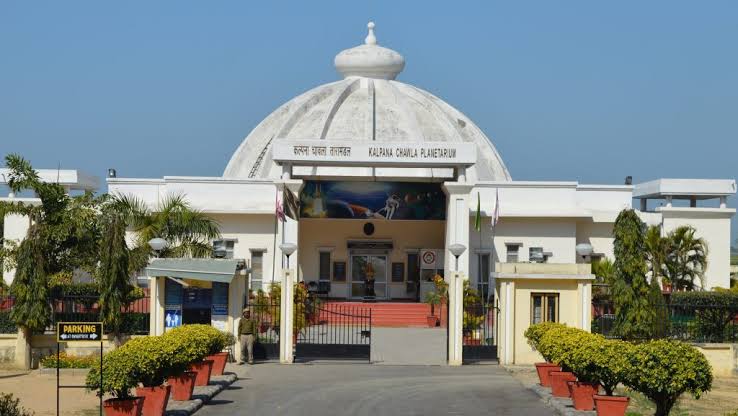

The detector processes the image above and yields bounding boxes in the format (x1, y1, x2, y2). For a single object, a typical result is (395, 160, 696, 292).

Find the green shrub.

(163, 324, 226, 358)
(221, 331, 236, 347)
(588, 339, 634, 395)
(537, 325, 583, 368)
(624, 340, 713, 416)
(0, 310, 18, 333)
(0, 393, 34, 416)
(524, 322, 566, 352)
(565, 333, 607, 384)
(40, 352, 98, 368)
(86, 346, 139, 398)
(120, 336, 183, 387)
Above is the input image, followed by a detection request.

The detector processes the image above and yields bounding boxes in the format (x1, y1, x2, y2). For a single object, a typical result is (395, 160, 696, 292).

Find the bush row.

(85, 325, 228, 398)
(40, 351, 98, 368)
(525, 323, 713, 415)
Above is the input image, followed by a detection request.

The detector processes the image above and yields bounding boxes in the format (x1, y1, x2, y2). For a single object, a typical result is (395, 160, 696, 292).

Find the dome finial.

(365, 21, 377, 45)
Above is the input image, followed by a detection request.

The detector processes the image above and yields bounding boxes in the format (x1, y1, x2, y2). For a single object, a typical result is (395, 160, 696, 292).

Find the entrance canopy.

(145, 258, 241, 283)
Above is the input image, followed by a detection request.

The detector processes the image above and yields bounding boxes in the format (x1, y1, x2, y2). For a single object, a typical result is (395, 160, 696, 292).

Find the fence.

(295, 301, 372, 361)
(462, 303, 498, 362)
(0, 294, 150, 335)
(249, 300, 280, 360)
(592, 301, 738, 343)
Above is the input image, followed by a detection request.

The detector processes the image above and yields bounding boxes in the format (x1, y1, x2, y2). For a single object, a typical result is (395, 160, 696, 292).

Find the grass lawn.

(619, 376, 738, 416)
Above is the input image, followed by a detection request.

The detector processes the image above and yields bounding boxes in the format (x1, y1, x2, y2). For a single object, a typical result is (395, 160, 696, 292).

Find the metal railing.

(248, 300, 280, 360)
(592, 301, 738, 343)
(462, 303, 498, 362)
(295, 302, 372, 361)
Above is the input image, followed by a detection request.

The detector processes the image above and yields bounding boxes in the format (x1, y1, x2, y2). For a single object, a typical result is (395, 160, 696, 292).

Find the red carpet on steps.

(321, 302, 447, 328)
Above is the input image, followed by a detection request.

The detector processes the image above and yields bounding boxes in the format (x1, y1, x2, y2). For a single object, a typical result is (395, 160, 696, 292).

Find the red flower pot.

(135, 385, 170, 416)
(103, 397, 144, 416)
(207, 352, 229, 376)
(189, 359, 214, 386)
(594, 395, 630, 416)
(426, 316, 439, 327)
(569, 381, 600, 411)
(534, 363, 561, 387)
(168, 371, 197, 401)
(549, 371, 577, 397)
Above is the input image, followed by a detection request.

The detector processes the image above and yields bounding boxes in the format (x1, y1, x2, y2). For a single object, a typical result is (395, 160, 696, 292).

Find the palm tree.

(109, 194, 221, 273)
(665, 226, 708, 291)
(644, 225, 670, 288)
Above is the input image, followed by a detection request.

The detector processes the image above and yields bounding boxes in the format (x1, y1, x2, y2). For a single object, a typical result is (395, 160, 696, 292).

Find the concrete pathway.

(371, 327, 446, 365)
(196, 363, 553, 416)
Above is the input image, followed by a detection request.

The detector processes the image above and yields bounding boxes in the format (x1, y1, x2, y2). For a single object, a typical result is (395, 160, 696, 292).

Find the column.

(443, 181, 474, 366)
(578, 280, 592, 332)
(279, 269, 294, 364)
(149, 277, 165, 336)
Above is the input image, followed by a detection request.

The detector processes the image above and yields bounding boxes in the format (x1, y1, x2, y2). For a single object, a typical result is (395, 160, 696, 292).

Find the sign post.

(56, 322, 104, 416)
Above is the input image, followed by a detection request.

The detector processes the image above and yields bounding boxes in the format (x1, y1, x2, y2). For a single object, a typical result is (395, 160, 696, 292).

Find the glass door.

(350, 254, 388, 299)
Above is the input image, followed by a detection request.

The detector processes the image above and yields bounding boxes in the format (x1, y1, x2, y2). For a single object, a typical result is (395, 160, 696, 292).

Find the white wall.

(2, 213, 31, 285)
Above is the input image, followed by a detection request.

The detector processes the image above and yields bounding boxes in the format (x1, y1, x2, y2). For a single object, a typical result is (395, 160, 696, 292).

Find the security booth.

(494, 263, 594, 365)
(146, 258, 247, 336)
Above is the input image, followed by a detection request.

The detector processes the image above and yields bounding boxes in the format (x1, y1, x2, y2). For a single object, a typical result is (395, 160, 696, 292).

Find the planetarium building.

(7, 22, 734, 365)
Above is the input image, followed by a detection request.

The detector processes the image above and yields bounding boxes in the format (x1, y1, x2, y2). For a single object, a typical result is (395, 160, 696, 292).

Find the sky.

(1, 1, 736, 241)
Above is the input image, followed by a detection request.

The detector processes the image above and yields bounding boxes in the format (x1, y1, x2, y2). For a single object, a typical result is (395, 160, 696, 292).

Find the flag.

(275, 191, 285, 222)
(492, 188, 500, 228)
(283, 188, 300, 220)
(474, 192, 481, 231)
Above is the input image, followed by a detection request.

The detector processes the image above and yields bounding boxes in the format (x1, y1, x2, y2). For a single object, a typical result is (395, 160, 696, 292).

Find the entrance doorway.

(350, 255, 387, 299)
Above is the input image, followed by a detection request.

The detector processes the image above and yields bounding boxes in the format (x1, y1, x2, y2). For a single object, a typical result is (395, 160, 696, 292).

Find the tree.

(97, 208, 132, 345)
(644, 225, 670, 286)
(612, 209, 659, 340)
(109, 194, 220, 273)
(665, 226, 708, 291)
(9, 223, 51, 333)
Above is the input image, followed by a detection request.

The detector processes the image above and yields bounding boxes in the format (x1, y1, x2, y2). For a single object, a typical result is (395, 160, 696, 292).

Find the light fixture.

(448, 243, 466, 271)
(575, 243, 594, 259)
(108, 168, 117, 178)
(148, 238, 169, 253)
(279, 242, 298, 269)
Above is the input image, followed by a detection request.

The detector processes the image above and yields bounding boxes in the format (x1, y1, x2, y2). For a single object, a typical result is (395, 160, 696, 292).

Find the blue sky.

(1, 1, 736, 241)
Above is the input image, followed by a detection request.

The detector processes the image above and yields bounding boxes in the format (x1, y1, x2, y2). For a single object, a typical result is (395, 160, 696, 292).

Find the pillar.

(149, 277, 165, 336)
(442, 181, 474, 366)
(229, 273, 247, 355)
(279, 269, 294, 364)
(640, 198, 647, 212)
(14, 327, 31, 370)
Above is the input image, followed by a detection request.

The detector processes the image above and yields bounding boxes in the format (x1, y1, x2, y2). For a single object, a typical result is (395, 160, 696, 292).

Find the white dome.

(224, 23, 511, 182)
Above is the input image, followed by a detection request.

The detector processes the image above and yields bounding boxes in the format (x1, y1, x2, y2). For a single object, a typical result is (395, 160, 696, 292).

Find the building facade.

(2, 22, 736, 365)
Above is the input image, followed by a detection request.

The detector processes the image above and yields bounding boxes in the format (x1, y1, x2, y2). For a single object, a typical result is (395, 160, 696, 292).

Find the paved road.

(197, 363, 552, 416)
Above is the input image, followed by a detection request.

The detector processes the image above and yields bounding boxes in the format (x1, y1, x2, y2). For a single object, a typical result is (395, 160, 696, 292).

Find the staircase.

(322, 302, 445, 328)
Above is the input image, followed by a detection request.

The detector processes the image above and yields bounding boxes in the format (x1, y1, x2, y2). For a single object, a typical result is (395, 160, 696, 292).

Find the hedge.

(670, 291, 738, 342)
(0, 310, 17, 333)
(524, 323, 713, 415)
(86, 324, 228, 398)
(40, 352, 98, 369)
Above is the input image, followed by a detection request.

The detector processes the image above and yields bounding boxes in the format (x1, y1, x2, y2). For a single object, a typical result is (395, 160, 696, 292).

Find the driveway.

(197, 363, 552, 416)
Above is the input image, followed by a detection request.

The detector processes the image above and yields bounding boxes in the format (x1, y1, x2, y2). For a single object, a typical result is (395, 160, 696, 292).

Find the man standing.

(238, 309, 257, 364)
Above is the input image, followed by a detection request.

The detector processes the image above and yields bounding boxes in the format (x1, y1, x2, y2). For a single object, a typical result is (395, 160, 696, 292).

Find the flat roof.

(0, 169, 100, 191)
(633, 178, 736, 200)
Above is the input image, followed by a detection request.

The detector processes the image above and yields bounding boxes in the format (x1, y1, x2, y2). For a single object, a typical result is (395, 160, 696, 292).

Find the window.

(212, 239, 235, 259)
(531, 293, 559, 324)
(250, 251, 264, 291)
(506, 244, 520, 263)
(319, 251, 331, 281)
(477, 253, 490, 302)
(529, 247, 545, 263)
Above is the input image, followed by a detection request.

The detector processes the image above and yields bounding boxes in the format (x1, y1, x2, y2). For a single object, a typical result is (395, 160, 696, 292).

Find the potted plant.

(590, 339, 634, 416)
(163, 325, 217, 387)
(206, 331, 229, 376)
(424, 292, 441, 327)
(164, 327, 208, 401)
(86, 348, 143, 416)
(566, 335, 605, 411)
(524, 322, 565, 387)
(124, 337, 177, 416)
(539, 325, 580, 397)
(623, 340, 712, 416)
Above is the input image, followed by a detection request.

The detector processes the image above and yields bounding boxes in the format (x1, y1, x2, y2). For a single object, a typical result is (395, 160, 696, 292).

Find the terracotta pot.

(167, 371, 197, 401)
(189, 359, 214, 386)
(135, 385, 171, 416)
(594, 395, 630, 416)
(534, 363, 561, 387)
(207, 352, 229, 376)
(569, 381, 600, 411)
(549, 371, 577, 397)
(427, 316, 439, 327)
(103, 397, 144, 416)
